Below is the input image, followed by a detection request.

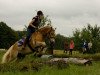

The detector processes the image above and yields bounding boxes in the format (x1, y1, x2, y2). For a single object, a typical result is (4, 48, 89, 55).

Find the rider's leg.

(23, 28, 36, 49)
(23, 37, 29, 49)
(22, 29, 32, 49)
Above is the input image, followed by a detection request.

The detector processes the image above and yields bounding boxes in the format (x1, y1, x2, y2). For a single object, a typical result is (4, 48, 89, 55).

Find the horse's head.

(47, 26, 56, 44)
(39, 26, 56, 45)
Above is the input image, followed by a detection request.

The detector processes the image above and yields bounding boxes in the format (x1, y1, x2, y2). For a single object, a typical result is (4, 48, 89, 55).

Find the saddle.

(17, 37, 44, 53)
(18, 38, 25, 46)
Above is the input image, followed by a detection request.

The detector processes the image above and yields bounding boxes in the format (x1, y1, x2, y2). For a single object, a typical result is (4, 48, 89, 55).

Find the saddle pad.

(18, 38, 25, 46)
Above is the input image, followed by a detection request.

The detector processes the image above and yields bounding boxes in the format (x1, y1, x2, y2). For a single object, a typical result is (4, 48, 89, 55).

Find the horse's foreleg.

(34, 46, 47, 57)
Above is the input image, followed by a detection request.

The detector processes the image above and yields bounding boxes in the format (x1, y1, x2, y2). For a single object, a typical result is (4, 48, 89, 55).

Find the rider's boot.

(22, 38, 29, 49)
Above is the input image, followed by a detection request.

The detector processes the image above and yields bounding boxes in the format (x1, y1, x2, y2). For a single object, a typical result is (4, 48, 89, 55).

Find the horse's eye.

(51, 33, 53, 35)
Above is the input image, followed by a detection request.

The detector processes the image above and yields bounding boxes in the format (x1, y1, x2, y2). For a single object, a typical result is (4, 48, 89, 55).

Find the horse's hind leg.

(16, 53, 26, 62)
(2, 46, 18, 63)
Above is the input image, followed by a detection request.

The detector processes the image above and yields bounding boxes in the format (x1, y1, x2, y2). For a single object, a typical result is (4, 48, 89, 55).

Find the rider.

(22, 10, 44, 49)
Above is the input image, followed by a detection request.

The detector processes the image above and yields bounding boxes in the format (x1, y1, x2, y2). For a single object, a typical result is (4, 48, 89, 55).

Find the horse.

(1, 25, 56, 63)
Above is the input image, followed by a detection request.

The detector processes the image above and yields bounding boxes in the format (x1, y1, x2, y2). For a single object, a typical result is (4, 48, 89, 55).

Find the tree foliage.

(54, 34, 70, 50)
(0, 22, 18, 49)
(73, 24, 100, 53)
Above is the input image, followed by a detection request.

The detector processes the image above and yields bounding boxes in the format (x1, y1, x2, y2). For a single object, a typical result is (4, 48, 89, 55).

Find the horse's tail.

(1, 45, 13, 63)
(1, 43, 18, 63)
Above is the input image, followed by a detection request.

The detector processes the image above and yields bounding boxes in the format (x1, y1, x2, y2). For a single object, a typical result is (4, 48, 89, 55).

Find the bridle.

(46, 27, 55, 40)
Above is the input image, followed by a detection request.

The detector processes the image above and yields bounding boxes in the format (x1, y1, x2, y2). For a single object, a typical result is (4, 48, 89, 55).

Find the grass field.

(0, 50, 100, 75)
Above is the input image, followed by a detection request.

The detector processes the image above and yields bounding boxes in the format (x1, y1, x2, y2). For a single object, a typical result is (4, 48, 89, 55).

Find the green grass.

(0, 50, 100, 75)
(0, 62, 100, 75)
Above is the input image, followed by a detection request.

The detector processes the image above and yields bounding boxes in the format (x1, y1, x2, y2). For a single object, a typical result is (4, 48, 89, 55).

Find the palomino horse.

(2, 25, 56, 63)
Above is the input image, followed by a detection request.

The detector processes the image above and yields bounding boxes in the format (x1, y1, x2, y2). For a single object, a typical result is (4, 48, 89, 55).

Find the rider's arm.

(29, 19, 37, 28)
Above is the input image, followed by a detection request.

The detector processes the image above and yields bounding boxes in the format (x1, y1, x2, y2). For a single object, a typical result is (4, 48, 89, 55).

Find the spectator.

(69, 40, 74, 55)
(88, 41, 92, 51)
(63, 41, 69, 53)
(82, 40, 88, 54)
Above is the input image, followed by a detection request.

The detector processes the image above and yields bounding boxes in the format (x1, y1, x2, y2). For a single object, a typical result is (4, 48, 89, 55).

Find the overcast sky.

(0, 0, 100, 36)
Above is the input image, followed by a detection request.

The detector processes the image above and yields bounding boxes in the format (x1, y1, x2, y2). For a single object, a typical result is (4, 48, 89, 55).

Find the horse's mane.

(31, 25, 54, 39)
(38, 25, 52, 31)
(37, 25, 52, 33)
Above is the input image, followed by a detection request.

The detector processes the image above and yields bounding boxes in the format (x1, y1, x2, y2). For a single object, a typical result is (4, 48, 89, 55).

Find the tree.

(73, 29, 82, 51)
(39, 15, 52, 27)
(73, 24, 100, 53)
(0, 22, 18, 49)
(54, 34, 69, 50)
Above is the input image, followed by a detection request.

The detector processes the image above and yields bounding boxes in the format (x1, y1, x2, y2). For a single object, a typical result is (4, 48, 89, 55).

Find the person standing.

(69, 40, 74, 55)
(88, 41, 92, 51)
(83, 40, 90, 54)
(64, 41, 69, 53)
(82, 40, 87, 54)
